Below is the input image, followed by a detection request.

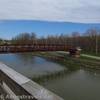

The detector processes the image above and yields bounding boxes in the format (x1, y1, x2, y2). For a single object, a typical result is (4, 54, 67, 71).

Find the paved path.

(81, 54, 100, 60)
(56, 51, 69, 54)
(56, 51, 100, 60)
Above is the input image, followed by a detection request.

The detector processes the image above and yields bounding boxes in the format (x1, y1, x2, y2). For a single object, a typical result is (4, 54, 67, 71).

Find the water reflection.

(0, 53, 66, 78)
(82, 68, 100, 79)
(33, 69, 69, 84)
(39, 69, 100, 100)
(0, 53, 100, 100)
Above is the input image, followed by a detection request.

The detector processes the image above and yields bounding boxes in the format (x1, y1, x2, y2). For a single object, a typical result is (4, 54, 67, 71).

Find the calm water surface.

(0, 53, 100, 100)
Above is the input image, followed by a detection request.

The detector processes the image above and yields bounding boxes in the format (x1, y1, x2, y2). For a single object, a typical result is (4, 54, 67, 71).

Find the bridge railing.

(0, 45, 70, 53)
(0, 62, 64, 100)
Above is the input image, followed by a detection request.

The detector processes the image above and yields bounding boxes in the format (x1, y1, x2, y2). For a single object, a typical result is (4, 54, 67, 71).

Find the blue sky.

(0, 0, 100, 40)
(0, 20, 100, 40)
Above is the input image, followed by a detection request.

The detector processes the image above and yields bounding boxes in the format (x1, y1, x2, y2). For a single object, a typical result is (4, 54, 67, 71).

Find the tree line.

(0, 28, 100, 54)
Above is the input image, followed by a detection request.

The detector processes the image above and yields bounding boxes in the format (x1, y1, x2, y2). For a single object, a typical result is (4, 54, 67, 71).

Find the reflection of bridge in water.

(0, 44, 70, 53)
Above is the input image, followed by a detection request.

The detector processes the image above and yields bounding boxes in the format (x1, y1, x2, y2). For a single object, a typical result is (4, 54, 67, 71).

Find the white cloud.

(0, 0, 100, 23)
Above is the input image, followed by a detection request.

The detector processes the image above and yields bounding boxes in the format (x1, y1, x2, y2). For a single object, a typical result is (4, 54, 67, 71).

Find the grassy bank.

(34, 52, 100, 70)
(34, 52, 81, 70)
(32, 51, 100, 84)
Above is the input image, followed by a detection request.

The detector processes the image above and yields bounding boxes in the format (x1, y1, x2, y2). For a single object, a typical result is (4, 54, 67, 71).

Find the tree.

(11, 32, 37, 45)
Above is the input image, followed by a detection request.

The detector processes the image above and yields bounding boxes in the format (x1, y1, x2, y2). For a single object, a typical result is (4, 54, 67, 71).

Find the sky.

(0, 0, 100, 39)
(0, 0, 100, 23)
(0, 20, 100, 40)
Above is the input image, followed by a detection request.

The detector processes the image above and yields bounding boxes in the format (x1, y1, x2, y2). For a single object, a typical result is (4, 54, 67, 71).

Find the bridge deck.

(0, 45, 70, 53)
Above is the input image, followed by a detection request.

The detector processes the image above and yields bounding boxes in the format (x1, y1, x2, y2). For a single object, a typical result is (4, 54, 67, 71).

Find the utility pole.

(95, 33, 98, 55)
(95, 28, 100, 55)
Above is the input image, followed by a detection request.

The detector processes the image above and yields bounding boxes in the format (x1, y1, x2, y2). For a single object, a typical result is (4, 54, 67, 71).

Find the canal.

(0, 53, 100, 100)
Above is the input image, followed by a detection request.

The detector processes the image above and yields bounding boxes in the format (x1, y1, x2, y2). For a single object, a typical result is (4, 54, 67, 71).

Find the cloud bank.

(0, 0, 100, 23)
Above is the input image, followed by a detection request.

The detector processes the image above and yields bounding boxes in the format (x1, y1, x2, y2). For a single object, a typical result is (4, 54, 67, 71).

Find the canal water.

(0, 53, 100, 100)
